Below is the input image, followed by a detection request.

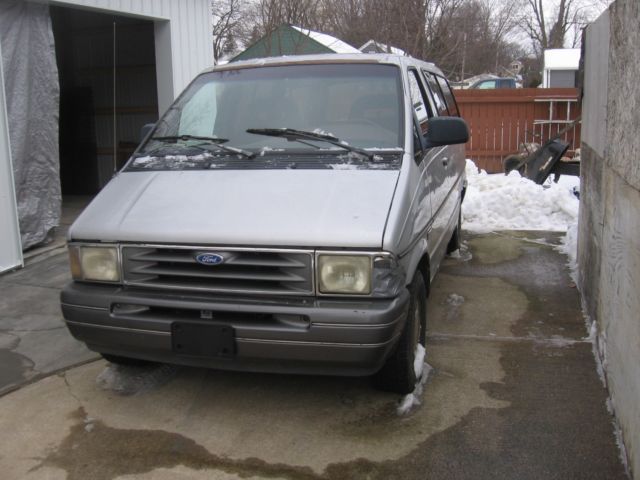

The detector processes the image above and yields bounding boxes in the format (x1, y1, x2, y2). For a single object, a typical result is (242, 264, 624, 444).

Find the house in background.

(0, 0, 213, 273)
(542, 48, 581, 88)
(359, 40, 407, 56)
(231, 25, 360, 62)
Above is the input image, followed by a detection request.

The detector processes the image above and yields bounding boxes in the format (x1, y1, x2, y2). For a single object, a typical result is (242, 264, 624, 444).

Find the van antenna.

(112, 20, 117, 174)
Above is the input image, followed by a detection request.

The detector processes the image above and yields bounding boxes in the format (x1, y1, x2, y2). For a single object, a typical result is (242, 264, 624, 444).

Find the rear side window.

(435, 75, 460, 116)
(421, 70, 448, 116)
(407, 69, 432, 135)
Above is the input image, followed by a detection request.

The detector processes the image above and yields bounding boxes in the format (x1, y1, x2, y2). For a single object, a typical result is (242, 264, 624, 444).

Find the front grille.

(122, 246, 314, 296)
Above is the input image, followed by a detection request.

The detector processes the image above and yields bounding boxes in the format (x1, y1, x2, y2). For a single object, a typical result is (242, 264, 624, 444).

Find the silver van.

(61, 54, 468, 394)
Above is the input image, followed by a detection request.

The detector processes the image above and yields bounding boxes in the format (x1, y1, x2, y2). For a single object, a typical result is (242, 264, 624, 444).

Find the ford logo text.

(195, 253, 225, 265)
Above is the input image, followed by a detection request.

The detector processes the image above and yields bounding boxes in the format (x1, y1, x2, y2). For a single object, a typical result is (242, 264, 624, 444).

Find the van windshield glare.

(139, 63, 404, 160)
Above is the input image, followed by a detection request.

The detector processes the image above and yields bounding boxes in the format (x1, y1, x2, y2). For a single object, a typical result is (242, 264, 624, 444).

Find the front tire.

(373, 273, 427, 394)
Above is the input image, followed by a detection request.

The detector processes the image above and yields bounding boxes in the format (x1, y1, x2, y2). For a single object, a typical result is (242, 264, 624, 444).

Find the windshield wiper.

(152, 134, 227, 143)
(246, 128, 374, 160)
(150, 135, 255, 159)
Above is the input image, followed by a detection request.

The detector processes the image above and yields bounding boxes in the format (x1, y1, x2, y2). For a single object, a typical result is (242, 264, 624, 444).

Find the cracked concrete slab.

(0, 232, 629, 479)
(0, 252, 96, 395)
(0, 342, 509, 480)
(0, 252, 72, 290)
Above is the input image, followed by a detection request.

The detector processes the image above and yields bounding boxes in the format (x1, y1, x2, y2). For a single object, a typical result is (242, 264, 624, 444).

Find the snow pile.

(312, 128, 335, 137)
(446, 293, 465, 307)
(414, 343, 427, 379)
(462, 159, 579, 233)
(84, 415, 96, 433)
(329, 163, 358, 170)
(397, 344, 433, 415)
(557, 220, 579, 280)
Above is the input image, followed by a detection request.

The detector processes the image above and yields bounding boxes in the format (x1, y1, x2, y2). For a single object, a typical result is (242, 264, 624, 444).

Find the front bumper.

(61, 282, 410, 376)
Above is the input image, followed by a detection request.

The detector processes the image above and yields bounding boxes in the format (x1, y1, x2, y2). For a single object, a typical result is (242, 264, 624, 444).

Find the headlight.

(68, 245, 120, 282)
(318, 255, 371, 294)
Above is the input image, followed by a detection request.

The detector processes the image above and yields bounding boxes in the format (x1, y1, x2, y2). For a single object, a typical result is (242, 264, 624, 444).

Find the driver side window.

(408, 69, 433, 162)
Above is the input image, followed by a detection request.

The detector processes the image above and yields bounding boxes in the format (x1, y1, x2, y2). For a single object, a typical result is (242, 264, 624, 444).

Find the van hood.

(70, 169, 400, 248)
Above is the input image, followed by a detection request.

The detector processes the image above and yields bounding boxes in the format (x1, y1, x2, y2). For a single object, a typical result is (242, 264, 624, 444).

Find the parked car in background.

(61, 54, 468, 394)
(469, 77, 517, 89)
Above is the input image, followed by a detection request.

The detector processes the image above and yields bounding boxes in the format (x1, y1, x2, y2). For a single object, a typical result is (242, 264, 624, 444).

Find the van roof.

(206, 53, 444, 77)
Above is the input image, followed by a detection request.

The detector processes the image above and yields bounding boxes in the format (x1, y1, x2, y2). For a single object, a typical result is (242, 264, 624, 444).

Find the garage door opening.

(49, 6, 159, 236)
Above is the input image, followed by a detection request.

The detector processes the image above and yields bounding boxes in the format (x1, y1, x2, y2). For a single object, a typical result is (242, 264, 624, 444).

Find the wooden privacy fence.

(455, 88, 582, 173)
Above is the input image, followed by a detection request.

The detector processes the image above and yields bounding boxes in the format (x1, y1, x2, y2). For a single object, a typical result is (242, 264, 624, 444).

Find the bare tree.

(518, 0, 604, 55)
(252, 0, 325, 35)
(233, 0, 326, 55)
(212, 0, 244, 64)
(322, 0, 367, 46)
(230, 0, 526, 80)
(423, 0, 467, 67)
(421, 0, 522, 79)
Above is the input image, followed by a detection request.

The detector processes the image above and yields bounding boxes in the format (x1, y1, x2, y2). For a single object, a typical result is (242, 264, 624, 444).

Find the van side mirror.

(140, 123, 156, 143)
(424, 117, 469, 148)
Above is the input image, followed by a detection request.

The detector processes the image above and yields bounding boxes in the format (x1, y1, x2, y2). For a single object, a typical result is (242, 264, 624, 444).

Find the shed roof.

(231, 25, 359, 62)
(291, 26, 360, 54)
(544, 49, 581, 70)
(359, 40, 407, 56)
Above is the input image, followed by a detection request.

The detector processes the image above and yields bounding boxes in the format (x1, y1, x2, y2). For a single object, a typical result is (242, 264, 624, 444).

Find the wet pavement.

(0, 231, 629, 479)
(0, 249, 96, 396)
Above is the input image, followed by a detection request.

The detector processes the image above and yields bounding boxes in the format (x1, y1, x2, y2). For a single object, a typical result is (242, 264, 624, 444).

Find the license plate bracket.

(171, 322, 235, 357)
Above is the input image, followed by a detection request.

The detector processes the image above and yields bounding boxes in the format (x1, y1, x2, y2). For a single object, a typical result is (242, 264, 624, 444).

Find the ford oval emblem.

(195, 253, 225, 266)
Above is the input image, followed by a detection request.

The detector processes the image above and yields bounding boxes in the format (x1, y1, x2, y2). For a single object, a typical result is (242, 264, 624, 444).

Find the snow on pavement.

(462, 159, 580, 272)
(462, 159, 579, 233)
(397, 344, 433, 416)
(397, 162, 580, 414)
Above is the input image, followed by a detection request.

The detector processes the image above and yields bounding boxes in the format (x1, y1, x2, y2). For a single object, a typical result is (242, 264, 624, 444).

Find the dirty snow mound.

(397, 344, 432, 416)
(446, 293, 465, 307)
(448, 241, 473, 262)
(413, 343, 426, 379)
(462, 159, 579, 233)
(557, 220, 579, 281)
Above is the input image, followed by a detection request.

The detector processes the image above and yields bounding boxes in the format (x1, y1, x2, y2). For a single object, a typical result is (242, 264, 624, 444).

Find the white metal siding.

(0, 37, 23, 272)
(0, 0, 211, 262)
(51, 0, 212, 105)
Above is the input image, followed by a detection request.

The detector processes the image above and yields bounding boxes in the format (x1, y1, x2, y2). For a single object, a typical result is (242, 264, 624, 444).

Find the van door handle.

(442, 157, 449, 167)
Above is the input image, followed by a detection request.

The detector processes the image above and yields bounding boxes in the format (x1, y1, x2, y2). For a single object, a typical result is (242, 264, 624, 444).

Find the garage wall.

(51, 0, 212, 112)
(0, 0, 212, 261)
(0, 38, 22, 272)
(579, 0, 640, 477)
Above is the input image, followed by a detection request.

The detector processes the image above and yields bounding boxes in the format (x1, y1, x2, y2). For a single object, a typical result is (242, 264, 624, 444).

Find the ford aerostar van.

(61, 54, 468, 394)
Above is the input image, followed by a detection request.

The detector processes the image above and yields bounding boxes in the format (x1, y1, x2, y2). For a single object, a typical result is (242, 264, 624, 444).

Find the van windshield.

(134, 63, 404, 167)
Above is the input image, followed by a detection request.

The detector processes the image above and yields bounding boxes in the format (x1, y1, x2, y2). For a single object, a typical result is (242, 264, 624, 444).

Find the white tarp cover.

(0, 1, 60, 249)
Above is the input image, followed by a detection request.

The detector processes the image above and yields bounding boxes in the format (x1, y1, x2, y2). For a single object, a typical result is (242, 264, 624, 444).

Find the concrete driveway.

(0, 249, 95, 395)
(0, 232, 628, 479)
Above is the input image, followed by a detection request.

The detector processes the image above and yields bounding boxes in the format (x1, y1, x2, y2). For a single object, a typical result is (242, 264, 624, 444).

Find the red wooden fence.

(455, 88, 581, 173)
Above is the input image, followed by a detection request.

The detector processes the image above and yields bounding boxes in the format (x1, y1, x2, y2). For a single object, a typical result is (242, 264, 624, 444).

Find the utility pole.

(460, 32, 467, 82)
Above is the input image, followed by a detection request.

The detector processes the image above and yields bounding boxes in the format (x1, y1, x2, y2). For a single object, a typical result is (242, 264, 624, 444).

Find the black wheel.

(101, 353, 156, 367)
(446, 205, 462, 254)
(374, 273, 427, 394)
